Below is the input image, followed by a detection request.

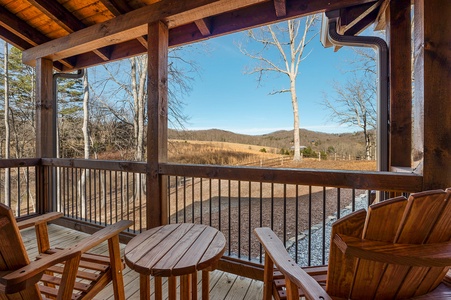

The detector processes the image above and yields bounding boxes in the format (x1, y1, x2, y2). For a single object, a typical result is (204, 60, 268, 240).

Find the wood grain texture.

(325, 209, 366, 298)
(147, 20, 169, 228)
(254, 227, 332, 300)
(349, 196, 407, 299)
(387, 0, 412, 168)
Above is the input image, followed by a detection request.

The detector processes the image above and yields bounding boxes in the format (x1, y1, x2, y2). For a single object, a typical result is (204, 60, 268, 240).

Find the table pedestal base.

(139, 271, 211, 300)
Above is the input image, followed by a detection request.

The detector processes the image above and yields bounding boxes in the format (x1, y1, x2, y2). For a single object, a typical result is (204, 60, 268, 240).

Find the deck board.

(21, 224, 263, 299)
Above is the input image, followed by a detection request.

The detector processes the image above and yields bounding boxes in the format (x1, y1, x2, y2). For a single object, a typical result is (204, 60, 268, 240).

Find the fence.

(1, 158, 422, 268)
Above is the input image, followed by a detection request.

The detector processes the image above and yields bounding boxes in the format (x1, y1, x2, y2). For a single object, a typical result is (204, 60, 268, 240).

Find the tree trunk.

(4, 42, 10, 207)
(290, 76, 301, 161)
(79, 70, 90, 219)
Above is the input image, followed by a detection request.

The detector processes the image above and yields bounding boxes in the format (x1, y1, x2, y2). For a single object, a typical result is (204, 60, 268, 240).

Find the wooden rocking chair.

(0, 203, 133, 300)
(255, 188, 451, 299)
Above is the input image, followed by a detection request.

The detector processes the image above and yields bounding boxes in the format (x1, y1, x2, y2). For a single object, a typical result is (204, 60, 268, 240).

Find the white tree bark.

(3, 42, 10, 206)
(79, 70, 90, 219)
(240, 17, 317, 161)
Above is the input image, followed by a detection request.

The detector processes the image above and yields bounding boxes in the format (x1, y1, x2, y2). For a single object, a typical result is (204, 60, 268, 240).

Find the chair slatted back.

(326, 189, 451, 299)
(0, 203, 42, 299)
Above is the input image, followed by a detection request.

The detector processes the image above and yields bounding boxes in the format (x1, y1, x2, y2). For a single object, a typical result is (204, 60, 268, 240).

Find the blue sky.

(176, 23, 368, 135)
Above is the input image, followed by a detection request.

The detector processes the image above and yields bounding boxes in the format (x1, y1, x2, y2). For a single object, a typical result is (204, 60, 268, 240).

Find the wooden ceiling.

(0, 0, 382, 72)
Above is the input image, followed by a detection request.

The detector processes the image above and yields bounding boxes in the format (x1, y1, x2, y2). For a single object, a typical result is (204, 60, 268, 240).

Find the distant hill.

(168, 128, 374, 159)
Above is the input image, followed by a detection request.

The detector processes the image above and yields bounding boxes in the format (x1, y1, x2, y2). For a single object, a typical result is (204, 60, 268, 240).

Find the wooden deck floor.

(20, 224, 264, 300)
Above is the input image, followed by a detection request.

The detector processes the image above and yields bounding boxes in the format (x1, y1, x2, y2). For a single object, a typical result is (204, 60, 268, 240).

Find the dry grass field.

(168, 139, 376, 171)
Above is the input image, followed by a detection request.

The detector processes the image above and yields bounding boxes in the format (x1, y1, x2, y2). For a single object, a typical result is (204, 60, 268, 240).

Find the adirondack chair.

(0, 203, 133, 300)
(255, 188, 451, 299)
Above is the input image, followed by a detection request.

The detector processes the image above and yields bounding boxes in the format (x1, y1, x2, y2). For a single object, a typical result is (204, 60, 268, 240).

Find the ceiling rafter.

(29, 0, 111, 62)
(99, 0, 133, 15)
(0, 5, 72, 70)
(9, 0, 380, 71)
(274, 0, 287, 17)
(62, 0, 380, 71)
(194, 18, 212, 36)
(339, 1, 380, 33)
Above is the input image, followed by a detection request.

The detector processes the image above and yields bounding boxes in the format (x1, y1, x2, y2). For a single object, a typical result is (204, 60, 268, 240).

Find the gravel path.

(287, 193, 369, 266)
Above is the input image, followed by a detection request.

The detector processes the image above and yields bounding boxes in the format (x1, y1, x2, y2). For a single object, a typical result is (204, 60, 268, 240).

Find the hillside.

(169, 128, 373, 159)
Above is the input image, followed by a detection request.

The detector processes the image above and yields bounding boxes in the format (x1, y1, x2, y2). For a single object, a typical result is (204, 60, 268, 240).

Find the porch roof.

(0, 0, 382, 72)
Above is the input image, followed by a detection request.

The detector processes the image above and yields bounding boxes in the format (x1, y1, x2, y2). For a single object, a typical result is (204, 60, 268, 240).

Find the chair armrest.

(0, 247, 81, 294)
(1, 220, 132, 294)
(17, 212, 63, 230)
(70, 220, 133, 254)
(254, 227, 332, 300)
(334, 233, 451, 267)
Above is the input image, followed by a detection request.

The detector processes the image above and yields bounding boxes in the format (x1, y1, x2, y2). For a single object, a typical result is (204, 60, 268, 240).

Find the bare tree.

(79, 70, 90, 218)
(240, 16, 318, 161)
(3, 42, 10, 205)
(323, 74, 376, 160)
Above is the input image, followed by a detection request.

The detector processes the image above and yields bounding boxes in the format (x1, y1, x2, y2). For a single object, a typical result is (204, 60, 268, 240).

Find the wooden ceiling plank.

(22, 0, 220, 65)
(274, 0, 286, 17)
(194, 18, 212, 36)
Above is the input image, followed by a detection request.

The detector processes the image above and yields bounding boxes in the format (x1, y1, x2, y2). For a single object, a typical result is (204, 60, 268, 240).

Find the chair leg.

(263, 255, 274, 300)
(108, 235, 126, 300)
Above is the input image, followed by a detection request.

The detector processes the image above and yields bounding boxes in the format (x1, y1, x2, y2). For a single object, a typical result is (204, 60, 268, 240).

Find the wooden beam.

(35, 58, 55, 213)
(0, 5, 49, 46)
(413, 0, 451, 189)
(169, 0, 378, 49)
(29, 0, 111, 62)
(0, 25, 33, 50)
(274, 0, 287, 17)
(386, 0, 412, 168)
(147, 21, 169, 229)
(194, 18, 212, 36)
(22, 0, 219, 65)
(28, 0, 85, 32)
(99, 0, 134, 16)
(0, 5, 73, 70)
(35, 58, 56, 158)
(339, 1, 380, 33)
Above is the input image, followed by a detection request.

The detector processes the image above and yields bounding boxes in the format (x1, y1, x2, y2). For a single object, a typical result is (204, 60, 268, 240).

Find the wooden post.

(386, 0, 412, 168)
(35, 58, 55, 213)
(413, 0, 451, 189)
(147, 21, 169, 228)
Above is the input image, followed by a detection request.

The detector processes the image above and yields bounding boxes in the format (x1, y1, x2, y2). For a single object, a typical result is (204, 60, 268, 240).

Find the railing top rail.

(0, 158, 41, 168)
(160, 163, 423, 192)
(41, 158, 147, 173)
(30, 158, 423, 193)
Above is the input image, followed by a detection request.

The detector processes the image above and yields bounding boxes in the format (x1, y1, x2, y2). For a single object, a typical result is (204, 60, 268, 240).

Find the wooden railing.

(0, 158, 39, 218)
(1, 158, 423, 274)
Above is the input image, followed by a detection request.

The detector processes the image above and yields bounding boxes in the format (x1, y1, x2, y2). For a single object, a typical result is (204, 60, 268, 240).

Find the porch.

(0, 0, 450, 299)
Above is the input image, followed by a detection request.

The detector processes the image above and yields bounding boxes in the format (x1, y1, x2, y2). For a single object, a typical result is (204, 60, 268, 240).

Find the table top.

(125, 223, 226, 277)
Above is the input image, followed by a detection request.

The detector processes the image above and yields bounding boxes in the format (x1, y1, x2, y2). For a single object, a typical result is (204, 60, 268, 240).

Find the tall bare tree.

(240, 16, 318, 161)
(3, 42, 9, 205)
(323, 75, 376, 160)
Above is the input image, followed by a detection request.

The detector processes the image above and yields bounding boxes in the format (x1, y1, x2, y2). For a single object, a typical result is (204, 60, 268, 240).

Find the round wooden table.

(125, 223, 226, 300)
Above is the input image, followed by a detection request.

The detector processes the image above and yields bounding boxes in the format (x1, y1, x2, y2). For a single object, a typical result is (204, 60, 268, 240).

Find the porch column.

(386, 0, 412, 169)
(147, 21, 169, 228)
(35, 57, 56, 213)
(413, 0, 451, 189)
